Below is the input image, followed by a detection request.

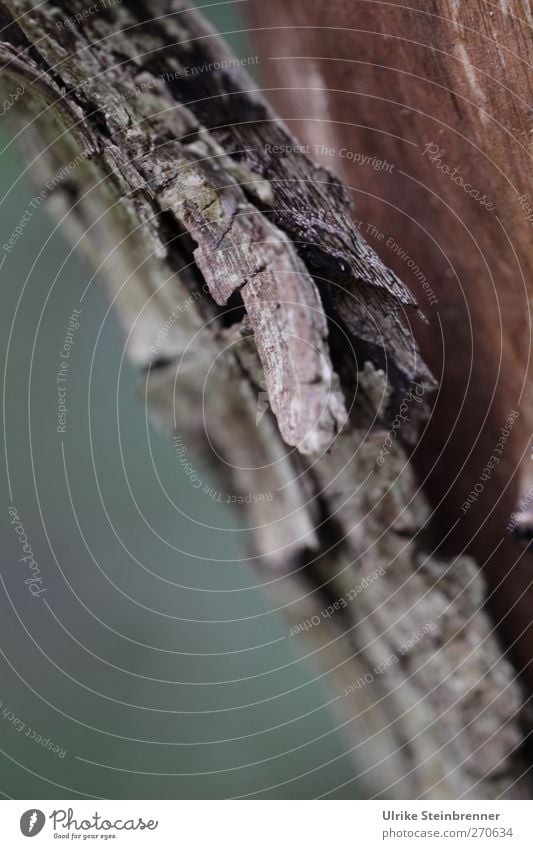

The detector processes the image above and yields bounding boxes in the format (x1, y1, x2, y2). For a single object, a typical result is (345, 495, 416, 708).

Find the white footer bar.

(1, 800, 530, 848)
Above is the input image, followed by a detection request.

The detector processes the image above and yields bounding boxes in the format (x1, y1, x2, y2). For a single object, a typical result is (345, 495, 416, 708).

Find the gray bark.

(0, 0, 529, 798)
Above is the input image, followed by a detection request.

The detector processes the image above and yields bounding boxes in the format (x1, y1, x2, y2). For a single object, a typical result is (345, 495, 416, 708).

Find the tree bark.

(0, 0, 529, 798)
(246, 0, 533, 702)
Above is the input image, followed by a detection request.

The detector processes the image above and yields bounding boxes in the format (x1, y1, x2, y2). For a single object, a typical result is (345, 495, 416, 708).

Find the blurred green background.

(0, 1, 363, 799)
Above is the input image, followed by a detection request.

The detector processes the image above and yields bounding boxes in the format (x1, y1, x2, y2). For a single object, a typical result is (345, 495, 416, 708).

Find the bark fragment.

(0, 0, 528, 798)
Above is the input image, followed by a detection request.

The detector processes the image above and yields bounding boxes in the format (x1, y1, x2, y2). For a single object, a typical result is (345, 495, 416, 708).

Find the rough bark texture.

(246, 0, 533, 703)
(0, 0, 529, 797)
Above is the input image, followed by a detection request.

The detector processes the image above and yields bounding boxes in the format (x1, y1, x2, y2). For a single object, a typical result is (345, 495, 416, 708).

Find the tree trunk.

(0, 0, 529, 798)
(246, 0, 533, 701)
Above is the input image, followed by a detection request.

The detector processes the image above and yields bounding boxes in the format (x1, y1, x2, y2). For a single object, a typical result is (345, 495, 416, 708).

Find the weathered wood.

(247, 0, 533, 700)
(0, 0, 529, 798)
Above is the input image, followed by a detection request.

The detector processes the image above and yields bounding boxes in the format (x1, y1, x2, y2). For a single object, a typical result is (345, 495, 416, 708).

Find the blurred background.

(0, 1, 365, 799)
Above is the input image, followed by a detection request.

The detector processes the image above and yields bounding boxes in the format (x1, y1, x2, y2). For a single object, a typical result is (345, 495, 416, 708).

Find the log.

(0, 0, 528, 798)
(246, 0, 533, 699)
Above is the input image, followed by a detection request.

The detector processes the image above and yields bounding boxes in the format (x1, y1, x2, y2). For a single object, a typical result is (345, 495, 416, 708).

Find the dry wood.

(0, 0, 529, 798)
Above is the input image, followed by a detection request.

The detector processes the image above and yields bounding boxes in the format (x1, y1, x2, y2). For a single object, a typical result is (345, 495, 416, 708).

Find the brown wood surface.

(0, 0, 530, 796)
(248, 0, 533, 697)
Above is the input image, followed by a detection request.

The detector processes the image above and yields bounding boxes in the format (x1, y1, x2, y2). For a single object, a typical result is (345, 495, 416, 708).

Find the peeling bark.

(0, 0, 529, 798)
